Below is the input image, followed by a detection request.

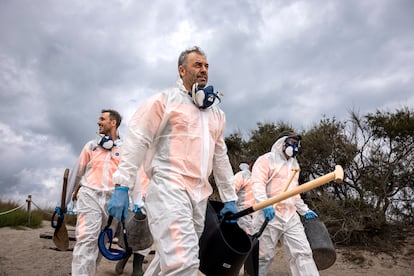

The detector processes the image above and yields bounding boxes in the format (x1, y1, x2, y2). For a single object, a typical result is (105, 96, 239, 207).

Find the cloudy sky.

(1, 0, 413, 209)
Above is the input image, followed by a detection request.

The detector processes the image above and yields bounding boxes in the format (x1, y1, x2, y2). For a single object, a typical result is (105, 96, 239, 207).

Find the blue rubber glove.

(304, 209, 318, 220)
(108, 186, 129, 221)
(263, 206, 275, 221)
(51, 206, 67, 228)
(55, 206, 66, 218)
(67, 201, 76, 215)
(219, 201, 238, 223)
(133, 204, 142, 213)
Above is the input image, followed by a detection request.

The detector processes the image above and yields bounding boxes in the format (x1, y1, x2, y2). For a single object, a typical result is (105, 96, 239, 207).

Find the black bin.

(303, 217, 336, 270)
(199, 201, 253, 276)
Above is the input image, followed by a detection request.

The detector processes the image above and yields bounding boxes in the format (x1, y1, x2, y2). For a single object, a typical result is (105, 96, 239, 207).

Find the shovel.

(51, 168, 70, 251)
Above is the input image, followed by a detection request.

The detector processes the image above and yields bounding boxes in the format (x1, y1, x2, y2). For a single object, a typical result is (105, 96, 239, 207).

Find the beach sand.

(0, 221, 412, 276)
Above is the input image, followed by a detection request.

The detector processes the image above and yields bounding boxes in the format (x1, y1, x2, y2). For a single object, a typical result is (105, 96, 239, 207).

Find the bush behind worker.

(108, 46, 238, 275)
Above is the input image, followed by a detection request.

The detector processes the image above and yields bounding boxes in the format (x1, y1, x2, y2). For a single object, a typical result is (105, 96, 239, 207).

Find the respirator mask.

(98, 135, 115, 150)
(284, 138, 300, 158)
(190, 83, 221, 109)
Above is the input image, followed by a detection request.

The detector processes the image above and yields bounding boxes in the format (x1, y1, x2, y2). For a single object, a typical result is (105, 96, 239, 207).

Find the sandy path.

(0, 221, 412, 276)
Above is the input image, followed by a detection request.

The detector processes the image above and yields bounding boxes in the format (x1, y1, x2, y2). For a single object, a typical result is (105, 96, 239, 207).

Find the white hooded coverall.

(70, 138, 122, 276)
(251, 136, 319, 276)
(234, 163, 255, 235)
(112, 78, 237, 276)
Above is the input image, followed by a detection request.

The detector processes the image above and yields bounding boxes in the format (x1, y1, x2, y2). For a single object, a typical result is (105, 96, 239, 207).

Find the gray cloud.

(0, 0, 413, 208)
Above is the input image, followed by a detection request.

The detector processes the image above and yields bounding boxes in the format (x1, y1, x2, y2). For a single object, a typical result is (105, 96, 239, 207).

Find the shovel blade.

(53, 222, 69, 251)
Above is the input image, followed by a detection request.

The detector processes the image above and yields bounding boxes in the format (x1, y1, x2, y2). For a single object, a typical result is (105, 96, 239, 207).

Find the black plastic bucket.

(199, 201, 253, 276)
(303, 217, 336, 270)
(243, 234, 260, 276)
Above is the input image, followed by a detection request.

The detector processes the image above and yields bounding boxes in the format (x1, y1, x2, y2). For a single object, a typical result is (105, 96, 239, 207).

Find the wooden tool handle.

(60, 168, 69, 209)
(253, 165, 343, 211)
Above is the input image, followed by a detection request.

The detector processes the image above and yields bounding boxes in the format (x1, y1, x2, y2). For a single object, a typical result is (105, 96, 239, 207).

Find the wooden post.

(26, 195, 32, 226)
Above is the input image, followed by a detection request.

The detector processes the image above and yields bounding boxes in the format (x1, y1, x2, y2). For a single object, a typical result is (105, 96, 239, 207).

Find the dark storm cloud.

(0, 0, 413, 207)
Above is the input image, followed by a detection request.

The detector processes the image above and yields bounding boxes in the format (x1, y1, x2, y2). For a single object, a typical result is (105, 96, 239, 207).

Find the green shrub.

(0, 209, 42, 228)
(0, 200, 43, 228)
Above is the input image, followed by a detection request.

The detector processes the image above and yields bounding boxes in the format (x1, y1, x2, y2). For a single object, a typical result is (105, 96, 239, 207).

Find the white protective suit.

(234, 163, 255, 235)
(251, 136, 319, 276)
(70, 138, 122, 276)
(112, 78, 237, 276)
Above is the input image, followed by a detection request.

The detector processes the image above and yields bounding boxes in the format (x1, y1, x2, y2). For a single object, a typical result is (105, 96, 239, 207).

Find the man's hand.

(219, 201, 238, 223)
(263, 206, 275, 221)
(108, 186, 129, 221)
(133, 204, 142, 213)
(55, 206, 66, 218)
(304, 209, 318, 220)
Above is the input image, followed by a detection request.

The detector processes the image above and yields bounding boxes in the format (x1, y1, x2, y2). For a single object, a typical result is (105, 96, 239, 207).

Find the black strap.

(105, 215, 133, 257)
(104, 215, 114, 231)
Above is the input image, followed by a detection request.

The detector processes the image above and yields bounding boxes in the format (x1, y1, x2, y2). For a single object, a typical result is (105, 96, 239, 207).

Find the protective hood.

(270, 136, 300, 168)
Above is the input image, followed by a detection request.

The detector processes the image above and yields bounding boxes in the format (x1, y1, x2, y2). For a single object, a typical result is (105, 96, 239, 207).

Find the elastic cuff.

(116, 186, 129, 191)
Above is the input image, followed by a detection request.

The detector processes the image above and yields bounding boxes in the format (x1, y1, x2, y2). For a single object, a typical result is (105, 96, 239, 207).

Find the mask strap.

(191, 82, 198, 102)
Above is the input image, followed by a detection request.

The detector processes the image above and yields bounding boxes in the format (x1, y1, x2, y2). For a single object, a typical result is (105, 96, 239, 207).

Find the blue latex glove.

(108, 186, 129, 221)
(304, 209, 318, 220)
(55, 206, 66, 218)
(263, 206, 275, 221)
(67, 201, 76, 215)
(51, 206, 67, 228)
(133, 204, 142, 213)
(219, 201, 238, 223)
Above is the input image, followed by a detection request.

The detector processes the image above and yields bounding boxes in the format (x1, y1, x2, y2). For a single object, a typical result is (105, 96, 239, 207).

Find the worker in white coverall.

(251, 130, 319, 276)
(68, 109, 123, 276)
(107, 46, 239, 276)
(115, 166, 152, 276)
(234, 160, 255, 235)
